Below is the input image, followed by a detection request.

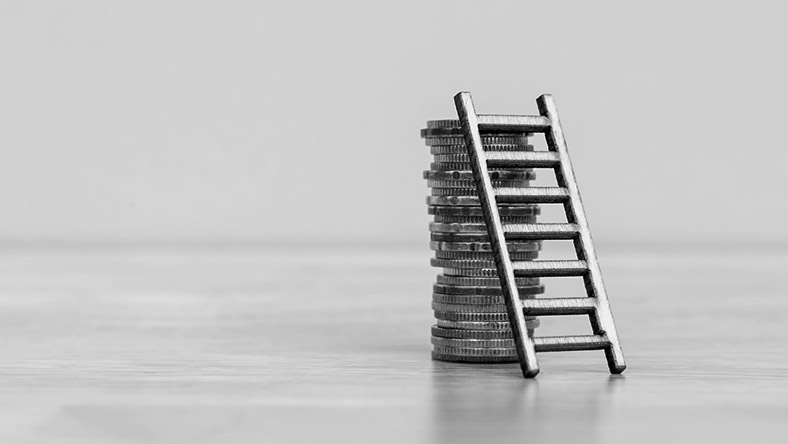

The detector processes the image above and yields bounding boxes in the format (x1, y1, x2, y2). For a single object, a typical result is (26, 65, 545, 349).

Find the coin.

(428, 162, 475, 171)
(426, 196, 483, 206)
(430, 240, 542, 252)
(430, 144, 535, 155)
(422, 128, 534, 137)
(431, 256, 538, 269)
(431, 222, 536, 233)
(428, 205, 539, 217)
(433, 310, 514, 322)
(427, 179, 532, 189)
(427, 179, 531, 189)
(432, 336, 518, 348)
(431, 325, 540, 339)
(431, 233, 517, 242)
(431, 345, 518, 357)
(436, 319, 533, 331)
(431, 351, 519, 363)
(433, 250, 539, 260)
(426, 119, 462, 129)
(433, 301, 512, 313)
(441, 268, 504, 277)
(423, 135, 529, 146)
(433, 283, 545, 296)
(432, 293, 540, 305)
(432, 187, 531, 196)
(431, 215, 541, 224)
(424, 170, 535, 181)
(436, 275, 539, 287)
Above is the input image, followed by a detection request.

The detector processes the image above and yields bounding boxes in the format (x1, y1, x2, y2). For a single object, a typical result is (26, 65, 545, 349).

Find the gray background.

(1, 0, 785, 244)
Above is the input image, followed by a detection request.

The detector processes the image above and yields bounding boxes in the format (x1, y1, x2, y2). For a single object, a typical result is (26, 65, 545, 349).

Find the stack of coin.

(422, 120, 542, 363)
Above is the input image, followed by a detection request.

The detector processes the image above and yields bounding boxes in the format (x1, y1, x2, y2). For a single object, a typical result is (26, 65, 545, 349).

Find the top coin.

(426, 120, 462, 129)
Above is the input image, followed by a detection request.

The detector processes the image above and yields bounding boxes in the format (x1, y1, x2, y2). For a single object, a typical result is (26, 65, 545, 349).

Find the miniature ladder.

(454, 92, 626, 378)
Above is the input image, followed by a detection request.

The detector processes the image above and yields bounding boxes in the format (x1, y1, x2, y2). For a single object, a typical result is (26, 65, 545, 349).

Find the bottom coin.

(431, 351, 519, 363)
(432, 345, 518, 357)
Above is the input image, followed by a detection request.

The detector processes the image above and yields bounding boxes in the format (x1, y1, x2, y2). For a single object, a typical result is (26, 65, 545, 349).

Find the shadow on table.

(429, 361, 624, 443)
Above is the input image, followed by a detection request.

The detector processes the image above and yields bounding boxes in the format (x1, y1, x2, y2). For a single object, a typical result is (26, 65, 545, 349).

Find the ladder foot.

(609, 363, 626, 374)
(520, 366, 540, 378)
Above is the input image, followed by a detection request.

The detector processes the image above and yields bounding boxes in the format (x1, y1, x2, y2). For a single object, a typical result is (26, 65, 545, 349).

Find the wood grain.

(0, 244, 786, 443)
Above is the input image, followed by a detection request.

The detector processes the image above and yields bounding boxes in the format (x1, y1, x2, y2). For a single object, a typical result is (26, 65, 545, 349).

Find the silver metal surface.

(423, 135, 529, 146)
(433, 250, 541, 260)
(424, 170, 535, 180)
(428, 205, 540, 216)
(429, 240, 541, 253)
(432, 293, 543, 305)
(430, 144, 534, 155)
(431, 325, 540, 339)
(436, 274, 539, 287)
(433, 283, 544, 296)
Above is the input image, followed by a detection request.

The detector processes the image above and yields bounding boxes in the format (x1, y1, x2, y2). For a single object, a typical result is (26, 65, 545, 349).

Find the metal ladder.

(454, 92, 626, 378)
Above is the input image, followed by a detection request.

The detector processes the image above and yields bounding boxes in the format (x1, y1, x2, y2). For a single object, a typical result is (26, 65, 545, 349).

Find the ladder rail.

(454, 92, 539, 378)
(536, 94, 626, 374)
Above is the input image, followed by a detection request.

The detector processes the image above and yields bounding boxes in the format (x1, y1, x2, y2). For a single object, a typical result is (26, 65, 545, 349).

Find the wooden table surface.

(0, 243, 786, 443)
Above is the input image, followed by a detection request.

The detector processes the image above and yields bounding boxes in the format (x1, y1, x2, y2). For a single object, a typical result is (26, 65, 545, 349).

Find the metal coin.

(441, 268, 509, 277)
(438, 153, 523, 163)
(433, 283, 545, 296)
(431, 187, 530, 196)
(427, 179, 531, 189)
(428, 205, 539, 217)
(431, 215, 540, 224)
(431, 351, 519, 363)
(432, 336, 518, 348)
(435, 319, 539, 331)
(426, 196, 483, 206)
(434, 310, 513, 322)
(426, 119, 530, 131)
(429, 162, 472, 171)
(432, 293, 541, 306)
(431, 222, 540, 234)
(422, 127, 532, 137)
(434, 250, 539, 260)
(423, 135, 529, 146)
(432, 232, 520, 242)
(424, 170, 535, 181)
(433, 301, 512, 313)
(436, 319, 518, 330)
(431, 325, 539, 339)
(430, 240, 541, 252)
(431, 345, 518, 357)
(429, 162, 535, 172)
(426, 119, 462, 129)
(436, 275, 539, 287)
(427, 178, 535, 189)
(430, 145, 535, 155)
(431, 256, 538, 269)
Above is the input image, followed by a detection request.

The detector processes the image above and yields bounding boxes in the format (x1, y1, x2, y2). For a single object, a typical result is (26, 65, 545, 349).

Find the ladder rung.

(504, 223, 579, 240)
(477, 114, 551, 132)
(511, 260, 588, 277)
(486, 151, 560, 168)
(521, 297, 597, 315)
(495, 187, 570, 203)
(533, 335, 610, 352)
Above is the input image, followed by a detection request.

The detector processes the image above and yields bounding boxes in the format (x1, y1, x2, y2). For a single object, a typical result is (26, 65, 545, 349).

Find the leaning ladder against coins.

(423, 92, 626, 378)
